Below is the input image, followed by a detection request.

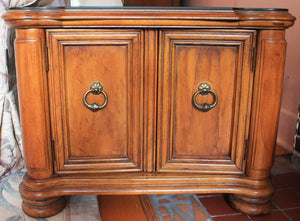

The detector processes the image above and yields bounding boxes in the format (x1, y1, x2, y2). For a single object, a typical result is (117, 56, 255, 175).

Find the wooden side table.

(3, 7, 295, 218)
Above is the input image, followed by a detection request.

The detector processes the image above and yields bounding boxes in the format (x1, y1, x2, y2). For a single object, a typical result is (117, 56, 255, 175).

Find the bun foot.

(22, 196, 66, 218)
(228, 194, 272, 216)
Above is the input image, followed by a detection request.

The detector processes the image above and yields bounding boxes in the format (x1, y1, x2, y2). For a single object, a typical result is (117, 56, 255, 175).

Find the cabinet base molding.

(21, 196, 66, 218)
(20, 173, 274, 217)
(228, 194, 273, 216)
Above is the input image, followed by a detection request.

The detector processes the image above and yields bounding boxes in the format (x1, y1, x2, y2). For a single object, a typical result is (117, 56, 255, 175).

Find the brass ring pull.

(83, 82, 108, 112)
(193, 82, 218, 112)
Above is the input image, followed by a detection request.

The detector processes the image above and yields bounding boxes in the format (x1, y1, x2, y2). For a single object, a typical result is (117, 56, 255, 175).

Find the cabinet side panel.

(14, 29, 53, 179)
(247, 30, 287, 179)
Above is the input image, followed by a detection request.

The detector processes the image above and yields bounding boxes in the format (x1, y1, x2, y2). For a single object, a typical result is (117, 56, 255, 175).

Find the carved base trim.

(22, 196, 66, 218)
(19, 173, 274, 217)
(20, 173, 274, 197)
(228, 194, 272, 216)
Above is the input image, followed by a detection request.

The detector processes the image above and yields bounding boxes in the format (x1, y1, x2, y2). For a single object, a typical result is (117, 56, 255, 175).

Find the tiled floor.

(196, 170, 300, 220)
(151, 153, 300, 221)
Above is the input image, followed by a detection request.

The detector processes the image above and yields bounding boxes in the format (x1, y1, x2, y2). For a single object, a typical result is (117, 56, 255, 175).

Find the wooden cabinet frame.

(3, 8, 295, 218)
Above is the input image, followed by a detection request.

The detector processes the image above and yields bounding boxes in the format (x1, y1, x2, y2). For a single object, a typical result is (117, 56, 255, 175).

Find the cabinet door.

(47, 29, 143, 174)
(157, 30, 256, 174)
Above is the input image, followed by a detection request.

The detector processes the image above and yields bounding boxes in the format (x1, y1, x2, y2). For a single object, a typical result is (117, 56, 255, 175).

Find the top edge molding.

(3, 8, 296, 29)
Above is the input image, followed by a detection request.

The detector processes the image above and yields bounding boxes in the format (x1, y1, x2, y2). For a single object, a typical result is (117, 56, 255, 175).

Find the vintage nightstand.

(3, 7, 295, 217)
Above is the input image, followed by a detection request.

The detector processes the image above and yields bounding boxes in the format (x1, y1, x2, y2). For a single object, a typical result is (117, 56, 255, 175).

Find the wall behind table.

(183, 0, 300, 152)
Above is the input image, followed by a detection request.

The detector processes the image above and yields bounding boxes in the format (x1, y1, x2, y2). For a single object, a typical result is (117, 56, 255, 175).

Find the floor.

(0, 146, 299, 221)
(149, 153, 300, 221)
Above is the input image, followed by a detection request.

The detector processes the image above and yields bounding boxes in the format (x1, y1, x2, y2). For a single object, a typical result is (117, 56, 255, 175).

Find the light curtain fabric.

(0, 0, 56, 178)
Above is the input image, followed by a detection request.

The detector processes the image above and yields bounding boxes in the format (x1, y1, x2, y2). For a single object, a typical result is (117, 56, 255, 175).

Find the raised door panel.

(47, 29, 143, 173)
(157, 30, 255, 174)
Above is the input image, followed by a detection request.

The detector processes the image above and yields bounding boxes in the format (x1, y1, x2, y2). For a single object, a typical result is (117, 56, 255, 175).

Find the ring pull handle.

(193, 82, 218, 112)
(83, 81, 108, 112)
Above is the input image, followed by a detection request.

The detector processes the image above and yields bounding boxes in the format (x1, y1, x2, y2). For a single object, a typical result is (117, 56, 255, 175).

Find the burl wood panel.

(47, 29, 144, 173)
(157, 30, 255, 173)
